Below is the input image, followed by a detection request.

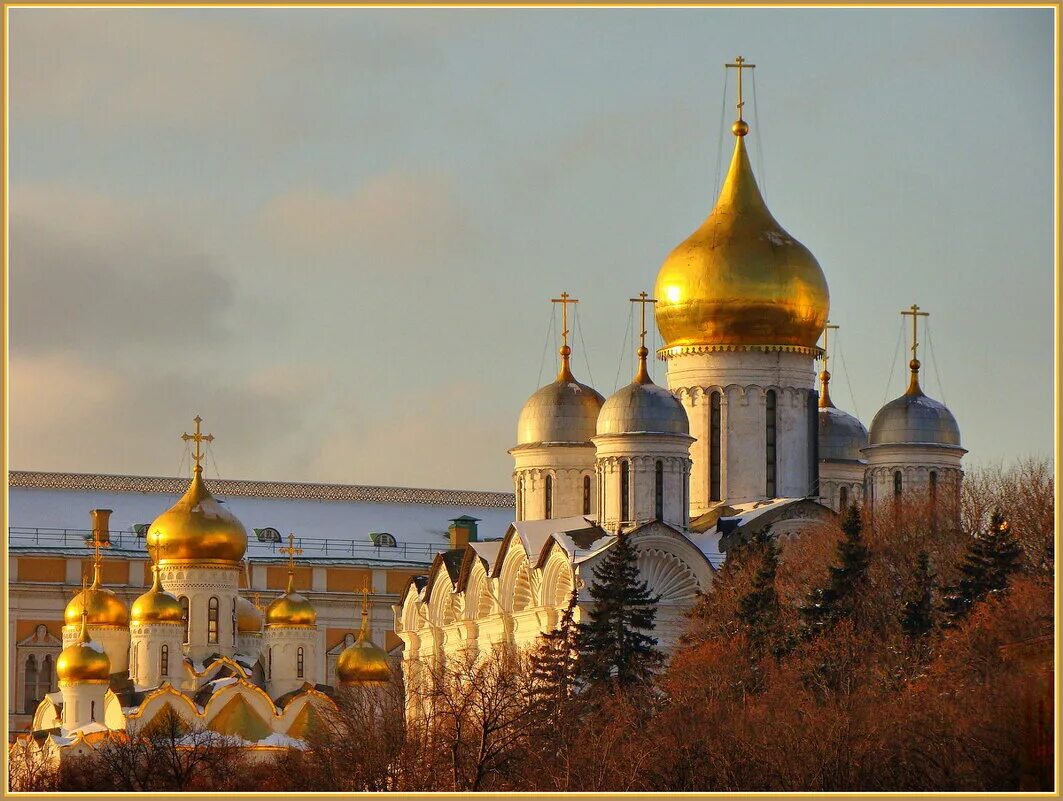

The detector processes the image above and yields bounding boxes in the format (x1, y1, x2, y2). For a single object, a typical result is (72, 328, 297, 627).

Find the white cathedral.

(395, 63, 965, 701)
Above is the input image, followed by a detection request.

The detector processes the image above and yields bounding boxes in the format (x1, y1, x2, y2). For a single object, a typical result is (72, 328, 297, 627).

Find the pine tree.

(900, 551, 936, 638)
(941, 510, 1022, 626)
(575, 531, 663, 691)
(737, 530, 785, 658)
(799, 503, 870, 635)
(528, 589, 579, 715)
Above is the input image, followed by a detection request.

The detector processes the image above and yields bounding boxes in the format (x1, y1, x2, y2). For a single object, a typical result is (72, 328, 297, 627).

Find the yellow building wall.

(326, 567, 371, 593)
(17, 558, 67, 583)
(265, 565, 312, 590)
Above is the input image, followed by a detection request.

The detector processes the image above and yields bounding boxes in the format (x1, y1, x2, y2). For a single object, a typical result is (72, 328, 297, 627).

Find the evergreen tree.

(941, 510, 1022, 626)
(900, 551, 936, 638)
(528, 589, 579, 715)
(575, 531, 663, 691)
(799, 503, 870, 635)
(737, 530, 786, 658)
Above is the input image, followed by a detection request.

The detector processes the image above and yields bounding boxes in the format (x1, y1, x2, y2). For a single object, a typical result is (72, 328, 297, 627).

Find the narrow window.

(682, 464, 688, 526)
(583, 475, 591, 516)
(41, 655, 53, 694)
(929, 471, 938, 531)
(24, 655, 38, 713)
(710, 391, 722, 501)
(91, 700, 96, 721)
(208, 597, 219, 644)
(297, 647, 305, 679)
(517, 476, 524, 521)
(161, 644, 169, 677)
(544, 475, 553, 519)
(894, 471, 903, 500)
(765, 390, 777, 497)
(180, 596, 190, 644)
(655, 460, 664, 521)
(268, 647, 273, 681)
(839, 485, 849, 511)
(619, 459, 630, 523)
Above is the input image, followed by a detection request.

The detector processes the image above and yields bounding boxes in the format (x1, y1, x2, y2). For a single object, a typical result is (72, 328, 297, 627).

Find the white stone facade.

(593, 436, 692, 531)
(510, 443, 596, 521)
(262, 626, 318, 700)
(818, 460, 866, 513)
(128, 622, 184, 689)
(157, 564, 242, 663)
(863, 442, 965, 528)
(665, 349, 818, 512)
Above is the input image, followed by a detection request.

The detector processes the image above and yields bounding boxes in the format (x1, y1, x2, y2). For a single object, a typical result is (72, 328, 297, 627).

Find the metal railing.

(7, 527, 451, 563)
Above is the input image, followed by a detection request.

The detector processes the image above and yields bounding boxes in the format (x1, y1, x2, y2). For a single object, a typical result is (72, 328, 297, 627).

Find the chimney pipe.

(90, 509, 113, 547)
(448, 516, 480, 549)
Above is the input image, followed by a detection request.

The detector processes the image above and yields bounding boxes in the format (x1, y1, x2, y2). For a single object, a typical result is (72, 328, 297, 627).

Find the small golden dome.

(65, 562, 129, 628)
(57, 617, 111, 683)
(265, 572, 317, 628)
(130, 565, 183, 625)
(147, 466, 248, 566)
(337, 606, 390, 685)
(654, 130, 829, 353)
(236, 595, 264, 633)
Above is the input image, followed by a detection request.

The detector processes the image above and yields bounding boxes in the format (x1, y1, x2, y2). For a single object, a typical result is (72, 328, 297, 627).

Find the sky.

(7, 7, 1056, 492)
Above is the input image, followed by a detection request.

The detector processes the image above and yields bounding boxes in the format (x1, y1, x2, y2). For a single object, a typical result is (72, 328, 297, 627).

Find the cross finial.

(278, 533, 303, 572)
(180, 415, 215, 475)
(725, 55, 756, 133)
(900, 304, 930, 393)
(550, 293, 580, 379)
(817, 322, 840, 409)
(629, 292, 658, 384)
(358, 578, 373, 639)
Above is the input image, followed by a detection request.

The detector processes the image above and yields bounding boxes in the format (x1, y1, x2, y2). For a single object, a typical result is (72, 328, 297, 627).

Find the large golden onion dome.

(236, 595, 264, 633)
(130, 564, 184, 625)
(337, 596, 391, 685)
(266, 572, 317, 628)
(65, 561, 129, 628)
(147, 465, 248, 566)
(654, 118, 829, 353)
(57, 615, 112, 684)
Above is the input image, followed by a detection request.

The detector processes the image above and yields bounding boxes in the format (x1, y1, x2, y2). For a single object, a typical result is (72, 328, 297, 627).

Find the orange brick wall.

(265, 565, 312, 590)
(78, 559, 129, 585)
(17, 558, 68, 583)
(387, 569, 426, 594)
(326, 568, 371, 593)
(16, 620, 63, 640)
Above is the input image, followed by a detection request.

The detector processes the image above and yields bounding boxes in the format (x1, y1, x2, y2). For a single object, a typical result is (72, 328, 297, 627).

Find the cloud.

(10, 184, 237, 358)
(258, 170, 481, 269)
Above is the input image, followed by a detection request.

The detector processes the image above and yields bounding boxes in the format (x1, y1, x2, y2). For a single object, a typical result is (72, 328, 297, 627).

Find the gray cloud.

(10, 185, 236, 358)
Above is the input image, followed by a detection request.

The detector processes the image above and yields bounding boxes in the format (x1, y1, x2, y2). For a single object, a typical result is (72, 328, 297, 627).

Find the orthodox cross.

(629, 291, 658, 351)
(181, 415, 214, 473)
(360, 578, 372, 618)
(901, 304, 930, 363)
(551, 292, 579, 349)
(725, 55, 756, 120)
(279, 533, 303, 573)
(819, 321, 840, 371)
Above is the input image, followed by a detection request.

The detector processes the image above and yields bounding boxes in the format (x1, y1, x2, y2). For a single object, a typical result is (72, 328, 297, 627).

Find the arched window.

(161, 644, 169, 677)
(297, 647, 305, 679)
(544, 475, 553, 519)
(41, 655, 53, 695)
(894, 471, 903, 499)
(583, 475, 591, 516)
(24, 655, 38, 714)
(929, 471, 938, 531)
(517, 476, 524, 521)
(207, 597, 219, 644)
(710, 391, 722, 501)
(655, 460, 664, 521)
(765, 390, 778, 497)
(619, 459, 630, 523)
(839, 485, 849, 512)
(268, 647, 273, 681)
(90, 700, 96, 721)
(180, 596, 190, 644)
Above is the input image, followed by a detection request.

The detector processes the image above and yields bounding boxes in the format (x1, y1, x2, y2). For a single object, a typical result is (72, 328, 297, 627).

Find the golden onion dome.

(265, 572, 317, 628)
(64, 562, 129, 628)
(654, 124, 829, 353)
(337, 607, 391, 685)
(515, 346, 604, 446)
(130, 565, 184, 625)
(147, 465, 248, 566)
(236, 595, 264, 634)
(57, 616, 111, 683)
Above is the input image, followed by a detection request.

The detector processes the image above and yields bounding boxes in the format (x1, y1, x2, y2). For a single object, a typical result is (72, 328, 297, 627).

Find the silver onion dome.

(596, 348, 689, 436)
(516, 346, 604, 446)
(819, 406, 869, 461)
(868, 361, 960, 447)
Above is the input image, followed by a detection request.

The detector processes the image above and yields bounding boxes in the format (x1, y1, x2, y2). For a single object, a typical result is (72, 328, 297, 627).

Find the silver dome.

(516, 372, 604, 446)
(868, 387, 960, 447)
(819, 406, 869, 461)
(596, 380, 689, 436)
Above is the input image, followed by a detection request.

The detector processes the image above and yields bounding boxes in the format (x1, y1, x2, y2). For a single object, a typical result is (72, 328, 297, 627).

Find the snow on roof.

(686, 530, 726, 569)
(512, 515, 599, 563)
(257, 732, 308, 749)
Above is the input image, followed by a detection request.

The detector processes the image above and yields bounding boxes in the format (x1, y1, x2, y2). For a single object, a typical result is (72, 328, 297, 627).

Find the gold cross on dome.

(901, 304, 930, 362)
(181, 415, 214, 473)
(629, 291, 658, 351)
(725, 55, 756, 120)
(550, 292, 579, 349)
(819, 321, 840, 371)
(278, 533, 303, 571)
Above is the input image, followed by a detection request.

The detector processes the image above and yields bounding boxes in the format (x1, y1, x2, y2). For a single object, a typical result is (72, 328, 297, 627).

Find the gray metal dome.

(868, 384, 960, 447)
(516, 360, 604, 446)
(819, 405, 869, 461)
(596, 379, 689, 436)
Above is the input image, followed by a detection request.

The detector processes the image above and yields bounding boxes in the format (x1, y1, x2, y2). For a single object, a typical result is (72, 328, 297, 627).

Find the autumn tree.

(799, 504, 870, 635)
(900, 550, 937, 638)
